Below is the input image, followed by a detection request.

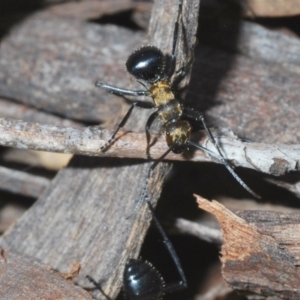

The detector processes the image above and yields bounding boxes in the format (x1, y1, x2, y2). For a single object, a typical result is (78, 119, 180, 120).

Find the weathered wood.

(173, 197, 300, 245)
(192, 19, 300, 145)
(1, 119, 299, 177)
(0, 249, 93, 300)
(0, 1, 200, 300)
(0, 11, 143, 123)
(197, 195, 300, 299)
(0, 166, 50, 198)
(0, 98, 83, 128)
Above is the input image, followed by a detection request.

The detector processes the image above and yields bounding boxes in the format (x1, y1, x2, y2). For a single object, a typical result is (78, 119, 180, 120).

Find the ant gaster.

(87, 200, 187, 300)
(97, 0, 260, 211)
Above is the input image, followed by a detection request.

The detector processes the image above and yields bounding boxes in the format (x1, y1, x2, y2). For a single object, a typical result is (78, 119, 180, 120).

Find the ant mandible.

(87, 200, 187, 300)
(96, 0, 260, 211)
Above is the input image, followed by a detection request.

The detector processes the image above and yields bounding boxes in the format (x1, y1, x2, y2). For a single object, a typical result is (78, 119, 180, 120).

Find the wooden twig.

(196, 194, 300, 299)
(173, 217, 222, 244)
(0, 118, 299, 176)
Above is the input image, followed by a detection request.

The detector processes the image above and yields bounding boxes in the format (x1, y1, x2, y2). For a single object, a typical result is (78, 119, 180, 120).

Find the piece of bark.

(196, 194, 300, 299)
(0, 11, 143, 123)
(172, 195, 300, 245)
(193, 19, 300, 145)
(0, 249, 93, 300)
(0, 98, 83, 128)
(0, 166, 50, 198)
(219, 197, 300, 214)
(0, 2, 200, 300)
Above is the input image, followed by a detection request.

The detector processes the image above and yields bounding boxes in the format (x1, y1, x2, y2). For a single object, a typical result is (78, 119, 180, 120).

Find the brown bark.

(0, 249, 93, 300)
(197, 195, 300, 299)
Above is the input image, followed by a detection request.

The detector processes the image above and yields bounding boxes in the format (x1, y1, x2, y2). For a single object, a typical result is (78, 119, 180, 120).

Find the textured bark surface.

(0, 250, 93, 300)
(197, 195, 300, 300)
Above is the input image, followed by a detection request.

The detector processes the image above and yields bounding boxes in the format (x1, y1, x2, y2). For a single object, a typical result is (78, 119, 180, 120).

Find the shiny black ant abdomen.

(123, 257, 165, 299)
(122, 201, 187, 300)
(97, 0, 260, 211)
(87, 201, 187, 300)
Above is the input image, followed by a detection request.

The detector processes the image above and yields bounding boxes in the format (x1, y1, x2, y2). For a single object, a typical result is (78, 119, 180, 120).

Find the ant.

(87, 200, 187, 300)
(96, 0, 260, 211)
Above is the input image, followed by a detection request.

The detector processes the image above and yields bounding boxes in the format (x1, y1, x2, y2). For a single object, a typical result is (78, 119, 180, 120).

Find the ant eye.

(126, 46, 165, 82)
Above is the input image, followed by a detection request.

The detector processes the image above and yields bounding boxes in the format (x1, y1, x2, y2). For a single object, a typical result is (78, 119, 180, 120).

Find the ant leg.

(86, 275, 112, 300)
(166, 1, 183, 79)
(145, 111, 159, 155)
(96, 81, 149, 97)
(186, 140, 260, 198)
(183, 108, 225, 158)
(184, 108, 261, 199)
(130, 147, 173, 216)
(146, 201, 187, 293)
(101, 101, 154, 151)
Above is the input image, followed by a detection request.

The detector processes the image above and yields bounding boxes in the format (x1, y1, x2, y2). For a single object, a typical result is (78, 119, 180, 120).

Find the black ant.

(87, 200, 187, 300)
(96, 0, 260, 211)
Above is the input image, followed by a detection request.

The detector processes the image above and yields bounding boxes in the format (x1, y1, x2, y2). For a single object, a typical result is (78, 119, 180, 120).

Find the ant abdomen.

(123, 259, 165, 300)
(126, 46, 165, 83)
(165, 121, 191, 154)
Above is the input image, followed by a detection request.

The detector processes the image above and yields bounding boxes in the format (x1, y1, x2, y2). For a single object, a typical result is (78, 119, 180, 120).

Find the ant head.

(126, 46, 165, 83)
